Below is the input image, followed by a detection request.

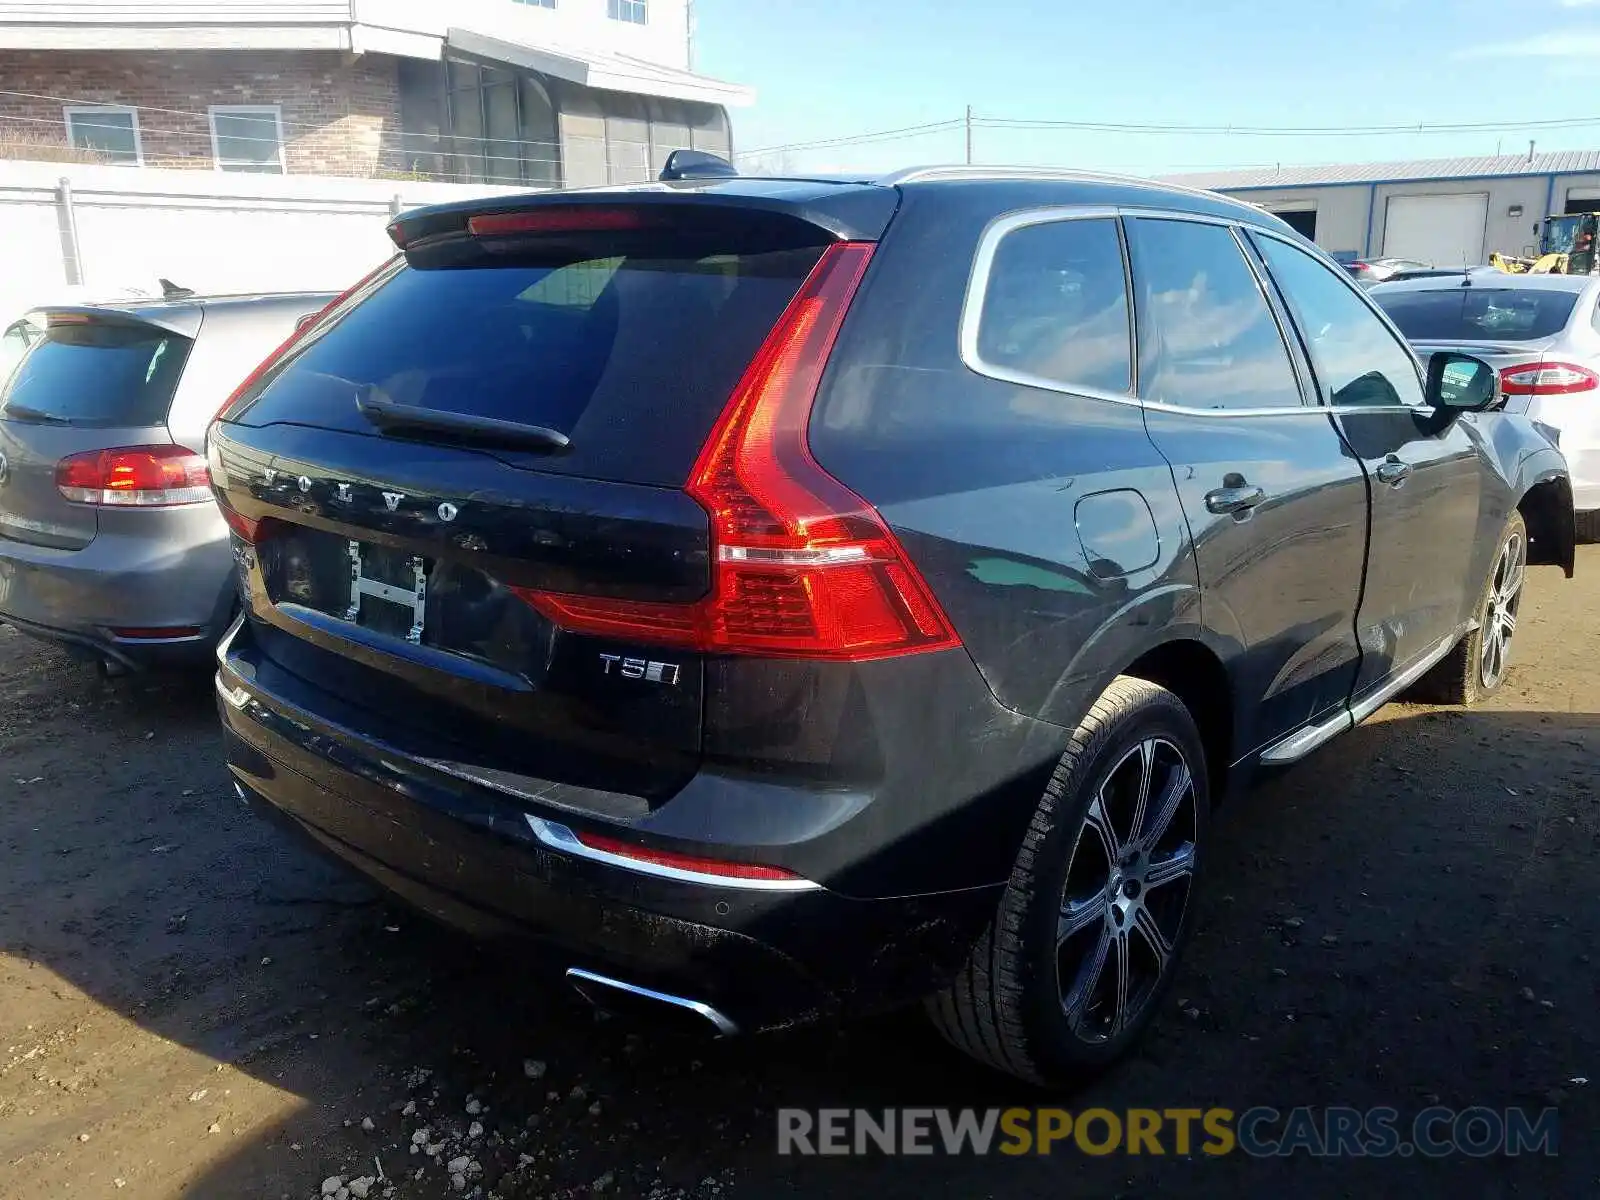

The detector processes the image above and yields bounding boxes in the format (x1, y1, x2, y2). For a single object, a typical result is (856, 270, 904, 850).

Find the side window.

(1126, 218, 1303, 411)
(973, 217, 1132, 395)
(1253, 233, 1424, 409)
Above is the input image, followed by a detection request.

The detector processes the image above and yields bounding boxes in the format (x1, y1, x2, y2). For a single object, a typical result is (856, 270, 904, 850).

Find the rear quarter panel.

(810, 184, 1207, 737)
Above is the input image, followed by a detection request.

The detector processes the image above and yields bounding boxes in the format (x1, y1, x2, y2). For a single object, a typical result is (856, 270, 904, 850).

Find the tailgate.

(211, 198, 864, 804)
(213, 422, 710, 802)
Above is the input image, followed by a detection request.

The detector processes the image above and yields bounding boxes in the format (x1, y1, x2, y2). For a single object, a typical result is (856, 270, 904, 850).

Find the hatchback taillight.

(516, 241, 964, 662)
(1499, 361, 1600, 396)
(56, 445, 211, 507)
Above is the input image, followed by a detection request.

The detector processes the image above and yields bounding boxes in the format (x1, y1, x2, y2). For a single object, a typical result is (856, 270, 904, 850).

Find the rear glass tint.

(0, 321, 192, 426)
(237, 245, 826, 487)
(1374, 288, 1579, 342)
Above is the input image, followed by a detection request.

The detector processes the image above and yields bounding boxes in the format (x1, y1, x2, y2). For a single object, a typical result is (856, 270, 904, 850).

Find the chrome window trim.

(958, 205, 1425, 418)
(524, 815, 822, 893)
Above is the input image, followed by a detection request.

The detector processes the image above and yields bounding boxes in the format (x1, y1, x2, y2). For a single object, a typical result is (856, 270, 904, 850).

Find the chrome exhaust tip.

(564, 968, 739, 1037)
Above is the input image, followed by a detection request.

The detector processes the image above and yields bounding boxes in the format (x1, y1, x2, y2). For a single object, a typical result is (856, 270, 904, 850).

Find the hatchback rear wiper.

(355, 396, 570, 452)
(0, 404, 73, 426)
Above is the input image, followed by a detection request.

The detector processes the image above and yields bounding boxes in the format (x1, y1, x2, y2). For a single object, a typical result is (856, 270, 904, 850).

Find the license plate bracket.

(345, 541, 428, 644)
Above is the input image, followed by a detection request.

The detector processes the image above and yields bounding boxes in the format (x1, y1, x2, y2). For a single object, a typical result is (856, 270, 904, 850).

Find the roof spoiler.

(660, 149, 738, 182)
(26, 305, 200, 338)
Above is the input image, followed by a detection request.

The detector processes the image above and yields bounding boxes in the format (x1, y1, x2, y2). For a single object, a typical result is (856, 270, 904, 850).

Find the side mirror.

(1426, 352, 1501, 413)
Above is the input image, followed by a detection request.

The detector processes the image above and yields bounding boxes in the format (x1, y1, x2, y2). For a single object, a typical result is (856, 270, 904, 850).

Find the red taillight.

(466, 208, 650, 238)
(1499, 361, 1600, 396)
(218, 502, 259, 543)
(571, 831, 804, 882)
(516, 242, 962, 662)
(55, 445, 210, 507)
(109, 625, 205, 640)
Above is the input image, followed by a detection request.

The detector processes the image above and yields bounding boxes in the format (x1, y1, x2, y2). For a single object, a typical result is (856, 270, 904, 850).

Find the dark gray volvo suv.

(208, 166, 1575, 1086)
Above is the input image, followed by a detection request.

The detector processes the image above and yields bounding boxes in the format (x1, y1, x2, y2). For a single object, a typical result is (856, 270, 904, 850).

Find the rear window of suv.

(236, 244, 827, 487)
(0, 320, 192, 427)
(1373, 287, 1579, 342)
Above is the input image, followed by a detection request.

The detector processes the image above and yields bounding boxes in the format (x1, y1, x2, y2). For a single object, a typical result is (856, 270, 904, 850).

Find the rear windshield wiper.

(0, 404, 73, 426)
(355, 396, 570, 453)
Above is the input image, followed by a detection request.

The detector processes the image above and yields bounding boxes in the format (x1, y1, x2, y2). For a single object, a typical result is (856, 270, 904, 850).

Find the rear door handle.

(1204, 484, 1266, 515)
(1376, 458, 1413, 487)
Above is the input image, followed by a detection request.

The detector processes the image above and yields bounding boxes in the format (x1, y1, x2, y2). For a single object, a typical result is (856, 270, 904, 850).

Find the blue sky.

(693, 0, 1600, 177)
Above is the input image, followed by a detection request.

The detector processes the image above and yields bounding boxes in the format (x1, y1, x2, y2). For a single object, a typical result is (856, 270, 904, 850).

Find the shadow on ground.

(0, 621, 1595, 1200)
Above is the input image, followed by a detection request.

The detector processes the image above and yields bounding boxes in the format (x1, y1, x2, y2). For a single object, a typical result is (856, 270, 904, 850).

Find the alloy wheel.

(1479, 529, 1526, 691)
(1056, 737, 1199, 1043)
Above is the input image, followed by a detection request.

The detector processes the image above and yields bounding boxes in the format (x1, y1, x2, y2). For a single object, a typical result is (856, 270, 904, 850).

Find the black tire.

(1412, 510, 1527, 706)
(1577, 509, 1600, 545)
(926, 676, 1210, 1085)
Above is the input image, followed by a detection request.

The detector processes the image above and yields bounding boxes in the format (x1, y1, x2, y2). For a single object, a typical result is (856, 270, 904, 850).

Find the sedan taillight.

(55, 445, 211, 507)
(1499, 362, 1600, 396)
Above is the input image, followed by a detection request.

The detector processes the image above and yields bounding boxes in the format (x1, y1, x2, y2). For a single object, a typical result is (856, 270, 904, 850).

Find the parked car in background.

(1343, 256, 1468, 286)
(210, 167, 1573, 1087)
(0, 291, 335, 672)
(1371, 273, 1600, 541)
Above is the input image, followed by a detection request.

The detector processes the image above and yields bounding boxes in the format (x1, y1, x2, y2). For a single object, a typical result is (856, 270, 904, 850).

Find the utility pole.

(686, 0, 696, 71)
(965, 105, 973, 165)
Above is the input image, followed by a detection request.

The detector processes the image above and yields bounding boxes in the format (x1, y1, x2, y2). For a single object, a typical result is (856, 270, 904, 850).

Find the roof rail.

(660, 149, 739, 182)
(878, 164, 1242, 204)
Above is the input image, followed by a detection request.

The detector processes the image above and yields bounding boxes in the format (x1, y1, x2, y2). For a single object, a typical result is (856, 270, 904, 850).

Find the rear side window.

(0, 321, 192, 427)
(238, 245, 826, 487)
(1127, 218, 1301, 411)
(972, 217, 1132, 394)
(1372, 286, 1580, 342)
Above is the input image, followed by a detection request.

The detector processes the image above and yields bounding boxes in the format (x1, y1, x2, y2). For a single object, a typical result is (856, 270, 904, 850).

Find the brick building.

(0, 0, 751, 186)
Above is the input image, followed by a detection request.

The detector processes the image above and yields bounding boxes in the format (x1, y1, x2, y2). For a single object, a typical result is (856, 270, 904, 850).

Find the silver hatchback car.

(0, 292, 334, 670)
(1371, 272, 1600, 541)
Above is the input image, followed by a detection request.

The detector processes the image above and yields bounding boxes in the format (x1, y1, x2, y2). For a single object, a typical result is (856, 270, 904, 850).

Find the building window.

(608, 0, 647, 24)
(63, 106, 142, 165)
(209, 106, 285, 174)
(513, 0, 556, 6)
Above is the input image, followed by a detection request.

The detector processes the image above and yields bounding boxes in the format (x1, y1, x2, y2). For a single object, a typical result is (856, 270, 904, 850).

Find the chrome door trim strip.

(1259, 630, 1461, 765)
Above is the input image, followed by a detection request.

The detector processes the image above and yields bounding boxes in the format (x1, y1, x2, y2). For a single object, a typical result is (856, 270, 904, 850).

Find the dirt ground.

(1, 552, 1596, 1200)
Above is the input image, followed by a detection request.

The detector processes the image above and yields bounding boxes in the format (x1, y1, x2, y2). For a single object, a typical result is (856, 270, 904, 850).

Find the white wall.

(355, 0, 690, 70)
(0, 1, 349, 19)
(1233, 184, 1371, 255)
(1, 0, 692, 70)
(1225, 171, 1600, 261)
(1370, 177, 1548, 262)
(0, 158, 523, 316)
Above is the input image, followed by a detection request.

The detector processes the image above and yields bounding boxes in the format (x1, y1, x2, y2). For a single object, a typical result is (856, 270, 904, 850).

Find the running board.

(1259, 631, 1460, 765)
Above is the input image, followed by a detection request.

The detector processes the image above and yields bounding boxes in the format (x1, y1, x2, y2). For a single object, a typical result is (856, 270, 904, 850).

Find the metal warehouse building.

(1165, 150, 1600, 267)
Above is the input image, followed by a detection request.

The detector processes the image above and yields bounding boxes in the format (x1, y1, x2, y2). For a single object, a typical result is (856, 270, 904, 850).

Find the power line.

(979, 114, 1600, 136)
(738, 119, 965, 158)
(739, 109, 1600, 161)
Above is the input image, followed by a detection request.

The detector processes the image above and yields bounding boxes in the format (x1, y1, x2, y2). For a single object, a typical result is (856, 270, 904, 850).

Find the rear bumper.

(216, 621, 1050, 1031)
(0, 513, 234, 667)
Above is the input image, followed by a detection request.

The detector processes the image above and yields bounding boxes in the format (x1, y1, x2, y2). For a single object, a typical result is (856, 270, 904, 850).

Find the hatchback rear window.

(0, 321, 191, 426)
(236, 243, 827, 487)
(1373, 287, 1579, 342)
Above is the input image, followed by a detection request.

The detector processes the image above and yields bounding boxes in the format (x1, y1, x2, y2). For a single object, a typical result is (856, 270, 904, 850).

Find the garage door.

(1382, 193, 1488, 267)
